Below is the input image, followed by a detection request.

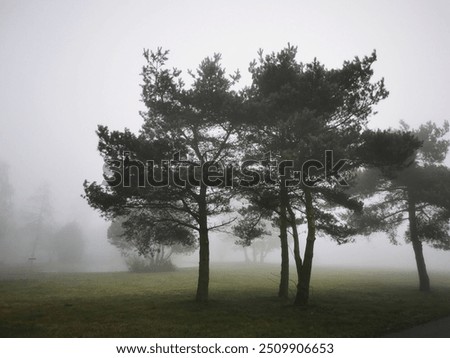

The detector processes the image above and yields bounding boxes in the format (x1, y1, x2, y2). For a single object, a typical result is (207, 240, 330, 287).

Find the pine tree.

(354, 121, 450, 291)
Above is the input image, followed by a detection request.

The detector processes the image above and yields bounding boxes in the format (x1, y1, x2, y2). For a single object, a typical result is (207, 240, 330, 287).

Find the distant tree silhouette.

(0, 161, 14, 264)
(23, 183, 53, 265)
(52, 222, 84, 266)
(232, 204, 278, 263)
(107, 211, 197, 272)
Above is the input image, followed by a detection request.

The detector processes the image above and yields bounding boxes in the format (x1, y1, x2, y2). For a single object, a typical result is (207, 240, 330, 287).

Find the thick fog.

(1, 0, 450, 273)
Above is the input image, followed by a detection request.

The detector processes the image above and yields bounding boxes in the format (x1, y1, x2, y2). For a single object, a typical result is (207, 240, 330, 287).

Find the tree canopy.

(84, 48, 245, 302)
(83, 45, 448, 305)
(239, 45, 388, 304)
(353, 121, 450, 291)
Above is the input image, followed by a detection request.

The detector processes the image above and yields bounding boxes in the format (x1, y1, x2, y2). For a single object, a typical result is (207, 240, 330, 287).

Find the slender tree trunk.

(407, 191, 430, 292)
(160, 245, 165, 264)
(155, 249, 160, 265)
(278, 180, 289, 299)
(196, 185, 210, 302)
(295, 188, 316, 306)
(150, 253, 155, 266)
(243, 247, 250, 263)
(287, 203, 303, 304)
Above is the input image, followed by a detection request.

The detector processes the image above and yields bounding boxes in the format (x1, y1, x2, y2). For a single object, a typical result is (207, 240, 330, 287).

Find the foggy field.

(1, 265, 450, 338)
(3, 2, 450, 344)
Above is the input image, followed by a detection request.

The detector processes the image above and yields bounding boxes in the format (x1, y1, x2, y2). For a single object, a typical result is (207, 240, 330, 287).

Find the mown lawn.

(1, 264, 449, 337)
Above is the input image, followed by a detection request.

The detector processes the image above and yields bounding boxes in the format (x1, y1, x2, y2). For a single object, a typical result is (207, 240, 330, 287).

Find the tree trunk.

(278, 180, 290, 299)
(243, 247, 250, 263)
(295, 188, 316, 306)
(150, 253, 155, 266)
(155, 249, 160, 265)
(196, 185, 210, 302)
(407, 191, 430, 292)
(287, 203, 303, 302)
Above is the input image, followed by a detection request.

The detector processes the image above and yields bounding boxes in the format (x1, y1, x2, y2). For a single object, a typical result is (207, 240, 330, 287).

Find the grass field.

(1, 264, 450, 337)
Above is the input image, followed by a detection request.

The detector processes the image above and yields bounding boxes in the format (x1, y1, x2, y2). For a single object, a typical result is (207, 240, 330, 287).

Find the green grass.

(0, 264, 449, 337)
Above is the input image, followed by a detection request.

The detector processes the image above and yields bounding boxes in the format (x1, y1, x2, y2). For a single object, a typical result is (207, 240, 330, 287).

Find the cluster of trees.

(232, 205, 279, 264)
(0, 174, 85, 270)
(84, 46, 450, 305)
(107, 212, 196, 272)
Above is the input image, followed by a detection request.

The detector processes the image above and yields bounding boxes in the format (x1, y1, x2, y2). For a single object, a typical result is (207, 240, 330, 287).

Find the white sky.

(1, 0, 449, 269)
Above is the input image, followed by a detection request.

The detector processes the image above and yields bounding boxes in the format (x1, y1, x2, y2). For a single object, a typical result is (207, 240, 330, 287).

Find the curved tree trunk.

(295, 188, 316, 306)
(407, 191, 430, 292)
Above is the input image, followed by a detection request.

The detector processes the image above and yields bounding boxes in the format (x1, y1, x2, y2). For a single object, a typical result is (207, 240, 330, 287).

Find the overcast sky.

(1, 0, 449, 269)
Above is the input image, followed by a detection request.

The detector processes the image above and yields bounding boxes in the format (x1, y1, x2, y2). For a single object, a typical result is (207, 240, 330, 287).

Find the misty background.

(1, 0, 449, 272)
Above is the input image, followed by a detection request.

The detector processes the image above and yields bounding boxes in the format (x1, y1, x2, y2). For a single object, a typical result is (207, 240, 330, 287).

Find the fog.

(1, 0, 450, 274)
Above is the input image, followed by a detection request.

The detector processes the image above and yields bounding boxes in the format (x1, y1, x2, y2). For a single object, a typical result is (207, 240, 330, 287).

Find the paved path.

(385, 315, 450, 338)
